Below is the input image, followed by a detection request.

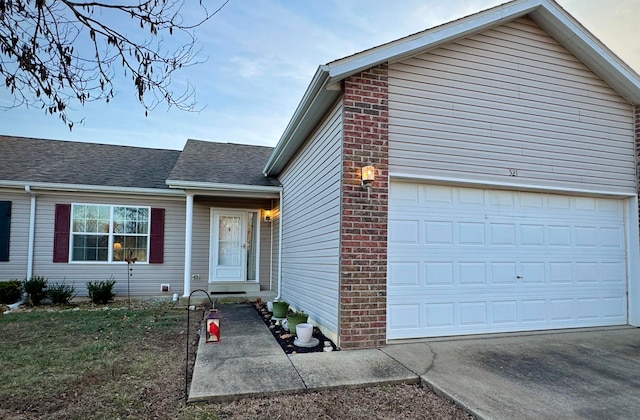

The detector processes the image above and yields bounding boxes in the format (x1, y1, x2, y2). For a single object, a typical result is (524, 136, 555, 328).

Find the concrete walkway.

(188, 304, 417, 402)
(189, 304, 640, 420)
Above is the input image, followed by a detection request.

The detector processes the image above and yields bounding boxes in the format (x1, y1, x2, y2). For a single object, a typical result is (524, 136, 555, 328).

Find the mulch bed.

(254, 302, 338, 354)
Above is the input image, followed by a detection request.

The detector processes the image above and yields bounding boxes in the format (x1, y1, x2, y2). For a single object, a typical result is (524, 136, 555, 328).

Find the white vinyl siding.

(388, 17, 635, 194)
(31, 193, 186, 296)
(279, 100, 343, 336)
(191, 203, 212, 291)
(259, 216, 275, 291)
(0, 190, 30, 280)
(190, 198, 279, 292)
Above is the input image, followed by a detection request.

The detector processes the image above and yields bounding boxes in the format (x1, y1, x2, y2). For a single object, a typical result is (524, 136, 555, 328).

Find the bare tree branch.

(0, 0, 228, 129)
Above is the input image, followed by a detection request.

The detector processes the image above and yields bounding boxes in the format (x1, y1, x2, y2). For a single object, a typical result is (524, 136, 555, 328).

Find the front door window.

(218, 215, 242, 266)
(210, 209, 259, 283)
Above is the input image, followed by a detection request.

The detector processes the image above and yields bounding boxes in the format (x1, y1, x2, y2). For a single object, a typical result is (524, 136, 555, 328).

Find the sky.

(1, 0, 639, 151)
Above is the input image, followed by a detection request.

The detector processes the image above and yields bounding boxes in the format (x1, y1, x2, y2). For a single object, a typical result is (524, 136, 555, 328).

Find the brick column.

(339, 64, 389, 349)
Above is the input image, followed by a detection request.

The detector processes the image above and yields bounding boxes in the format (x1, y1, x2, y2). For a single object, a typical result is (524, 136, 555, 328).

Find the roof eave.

(0, 180, 184, 196)
(263, 66, 341, 176)
(326, 0, 640, 103)
(529, 5, 640, 104)
(326, 0, 540, 81)
(166, 179, 282, 196)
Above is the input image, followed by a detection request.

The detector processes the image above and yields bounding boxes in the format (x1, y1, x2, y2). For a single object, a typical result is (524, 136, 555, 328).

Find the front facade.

(2, 0, 640, 349)
(264, 0, 640, 348)
(0, 138, 281, 298)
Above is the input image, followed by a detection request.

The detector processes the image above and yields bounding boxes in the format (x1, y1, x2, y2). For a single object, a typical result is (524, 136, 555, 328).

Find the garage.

(387, 181, 629, 340)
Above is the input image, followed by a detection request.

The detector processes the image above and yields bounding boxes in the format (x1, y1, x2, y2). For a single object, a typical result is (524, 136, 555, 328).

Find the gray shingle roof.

(167, 139, 280, 187)
(0, 135, 181, 189)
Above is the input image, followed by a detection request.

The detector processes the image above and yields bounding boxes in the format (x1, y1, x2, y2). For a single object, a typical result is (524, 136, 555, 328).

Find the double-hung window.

(71, 204, 150, 263)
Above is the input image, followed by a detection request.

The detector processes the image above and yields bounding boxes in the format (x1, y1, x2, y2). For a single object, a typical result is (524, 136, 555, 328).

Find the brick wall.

(339, 63, 389, 349)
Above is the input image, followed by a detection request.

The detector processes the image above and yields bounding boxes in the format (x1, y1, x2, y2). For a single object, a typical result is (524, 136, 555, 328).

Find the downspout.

(269, 199, 274, 291)
(275, 189, 283, 301)
(25, 186, 36, 280)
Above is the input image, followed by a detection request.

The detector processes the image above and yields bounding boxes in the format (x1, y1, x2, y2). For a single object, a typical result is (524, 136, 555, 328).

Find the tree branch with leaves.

(0, 0, 227, 129)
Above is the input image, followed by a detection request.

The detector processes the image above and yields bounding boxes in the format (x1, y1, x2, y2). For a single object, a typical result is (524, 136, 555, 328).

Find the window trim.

(69, 203, 151, 264)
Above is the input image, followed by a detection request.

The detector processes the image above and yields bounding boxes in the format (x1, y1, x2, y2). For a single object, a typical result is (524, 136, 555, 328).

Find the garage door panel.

(389, 219, 420, 244)
(459, 262, 486, 285)
(425, 221, 453, 244)
(425, 262, 454, 285)
(388, 262, 420, 286)
(388, 304, 421, 329)
(549, 299, 573, 321)
(492, 301, 518, 324)
(602, 262, 625, 282)
(460, 302, 488, 326)
(521, 224, 545, 246)
(389, 257, 626, 288)
(389, 293, 627, 339)
(426, 303, 454, 327)
(388, 183, 628, 339)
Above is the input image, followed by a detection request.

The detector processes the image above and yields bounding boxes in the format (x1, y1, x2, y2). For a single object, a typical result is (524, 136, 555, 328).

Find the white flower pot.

(296, 323, 314, 343)
(267, 300, 273, 312)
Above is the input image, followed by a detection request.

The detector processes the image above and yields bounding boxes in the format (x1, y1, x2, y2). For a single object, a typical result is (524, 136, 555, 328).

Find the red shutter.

(0, 201, 11, 262)
(53, 204, 71, 263)
(149, 208, 165, 263)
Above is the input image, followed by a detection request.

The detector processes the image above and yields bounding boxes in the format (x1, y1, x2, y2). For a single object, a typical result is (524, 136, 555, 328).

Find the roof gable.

(264, 0, 640, 176)
(326, 0, 640, 99)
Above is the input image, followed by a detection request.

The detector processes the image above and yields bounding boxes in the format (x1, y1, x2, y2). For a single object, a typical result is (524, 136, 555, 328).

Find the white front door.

(210, 210, 247, 282)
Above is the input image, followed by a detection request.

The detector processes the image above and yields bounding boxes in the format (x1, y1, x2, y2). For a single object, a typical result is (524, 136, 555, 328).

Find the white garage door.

(388, 182, 628, 339)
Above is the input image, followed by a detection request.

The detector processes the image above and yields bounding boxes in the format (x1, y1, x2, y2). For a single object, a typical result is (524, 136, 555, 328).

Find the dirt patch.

(199, 384, 474, 419)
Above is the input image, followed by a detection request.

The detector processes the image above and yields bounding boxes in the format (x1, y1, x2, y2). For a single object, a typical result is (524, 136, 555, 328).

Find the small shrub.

(87, 278, 116, 304)
(0, 280, 23, 304)
(47, 281, 77, 305)
(23, 275, 48, 305)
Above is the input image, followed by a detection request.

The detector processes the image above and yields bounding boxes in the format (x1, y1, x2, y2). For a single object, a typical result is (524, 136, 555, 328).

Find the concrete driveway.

(382, 326, 640, 420)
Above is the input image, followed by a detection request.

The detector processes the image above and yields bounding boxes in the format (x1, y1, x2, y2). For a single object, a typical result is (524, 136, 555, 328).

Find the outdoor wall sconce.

(361, 163, 375, 191)
(262, 209, 272, 222)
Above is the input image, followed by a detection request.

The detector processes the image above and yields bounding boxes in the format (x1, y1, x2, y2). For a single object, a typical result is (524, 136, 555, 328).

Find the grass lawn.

(0, 301, 198, 419)
(0, 301, 473, 419)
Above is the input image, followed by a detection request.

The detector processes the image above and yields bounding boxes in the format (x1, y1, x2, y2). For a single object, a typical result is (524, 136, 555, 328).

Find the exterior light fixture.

(262, 209, 272, 222)
(361, 163, 375, 191)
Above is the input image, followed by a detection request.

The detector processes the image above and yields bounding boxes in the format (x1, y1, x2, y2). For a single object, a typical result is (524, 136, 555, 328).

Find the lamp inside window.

(361, 163, 375, 191)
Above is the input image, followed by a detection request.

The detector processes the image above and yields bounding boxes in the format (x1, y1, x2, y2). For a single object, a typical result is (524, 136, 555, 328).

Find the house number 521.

(509, 169, 518, 177)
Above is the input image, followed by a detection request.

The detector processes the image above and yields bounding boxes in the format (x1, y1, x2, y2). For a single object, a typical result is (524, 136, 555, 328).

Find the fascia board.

(166, 179, 282, 194)
(327, 0, 540, 80)
(530, 5, 640, 103)
(0, 180, 184, 196)
(263, 66, 340, 176)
